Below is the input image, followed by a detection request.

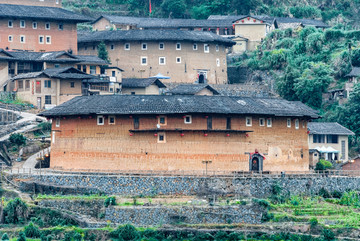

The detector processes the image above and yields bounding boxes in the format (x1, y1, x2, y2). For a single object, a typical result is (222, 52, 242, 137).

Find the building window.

(295, 119, 299, 129)
(216, 44, 219, 52)
(20, 20, 26, 28)
(45, 95, 51, 105)
(327, 135, 338, 144)
(110, 44, 114, 50)
(54, 64, 60, 68)
(158, 116, 167, 125)
(216, 58, 220, 67)
(141, 57, 147, 65)
(176, 57, 181, 63)
(92, 46, 96, 50)
(97, 115, 104, 125)
(109, 116, 115, 125)
(55, 118, 60, 127)
(131, 92, 135, 95)
(176, 43, 181, 50)
(157, 132, 166, 143)
(70, 82, 75, 88)
(45, 23, 50, 30)
(25, 80, 30, 90)
(18, 80, 24, 90)
(90, 66, 96, 75)
(204, 44, 209, 53)
(341, 140, 345, 160)
(84, 46, 88, 50)
(124, 43, 130, 50)
(246, 117, 252, 126)
(193, 43, 198, 50)
(259, 118, 265, 126)
(267, 118, 272, 127)
(287, 118, 291, 128)
(159, 43, 164, 50)
(302, 120, 306, 128)
(8, 35, 13, 42)
(159, 57, 166, 65)
(52, 131, 55, 144)
(141, 43, 147, 50)
(46, 36, 51, 44)
(226, 117, 231, 129)
(33, 22, 37, 29)
(8, 20, 13, 28)
(44, 80, 51, 88)
(39, 35, 44, 44)
(134, 117, 139, 129)
(313, 134, 325, 143)
(58, 23, 63, 30)
(20, 35, 25, 43)
(184, 115, 192, 124)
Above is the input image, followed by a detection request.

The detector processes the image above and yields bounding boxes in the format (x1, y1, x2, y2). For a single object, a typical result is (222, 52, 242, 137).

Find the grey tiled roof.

(168, 84, 220, 95)
(0, 4, 92, 22)
(308, 122, 354, 135)
(75, 55, 109, 64)
(38, 95, 319, 118)
(122, 78, 166, 88)
(12, 67, 96, 80)
(78, 30, 235, 46)
(208, 15, 276, 25)
(345, 67, 360, 77)
(275, 17, 328, 28)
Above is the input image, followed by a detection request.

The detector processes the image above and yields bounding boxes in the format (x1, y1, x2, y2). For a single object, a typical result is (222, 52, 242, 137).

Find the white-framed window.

(159, 42, 164, 50)
(46, 36, 51, 44)
(20, 35, 25, 43)
(33, 22, 37, 29)
(141, 43, 147, 50)
(295, 119, 299, 129)
(259, 118, 265, 126)
(55, 118, 60, 127)
(158, 115, 167, 125)
(176, 43, 181, 50)
(159, 57, 166, 65)
(8, 20, 13, 28)
(97, 115, 104, 125)
(204, 44, 209, 53)
(215, 44, 219, 52)
(157, 132, 166, 143)
(39, 35, 44, 44)
(267, 118, 272, 127)
(216, 58, 220, 67)
(246, 117, 252, 126)
(8, 35, 13, 42)
(287, 118, 291, 128)
(141, 56, 147, 65)
(20, 20, 26, 28)
(193, 43, 198, 50)
(56, 0, 59, 4)
(302, 120, 306, 128)
(124, 43, 130, 50)
(184, 115, 192, 124)
(58, 23, 64, 30)
(109, 115, 115, 125)
(176, 57, 181, 63)
(110, 44, 114, 50)
(45, 22, 51, 30)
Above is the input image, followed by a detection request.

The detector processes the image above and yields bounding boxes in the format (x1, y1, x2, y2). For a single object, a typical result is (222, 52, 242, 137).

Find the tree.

(17, 232, 26, 241)
(1, 233, 9, 241)
(4, 198, 28, 224)
(9, 133, 26, 148)
(24, 222, 41, 238)
(161, 0, 186, 18)
(97, 41, 110, 63)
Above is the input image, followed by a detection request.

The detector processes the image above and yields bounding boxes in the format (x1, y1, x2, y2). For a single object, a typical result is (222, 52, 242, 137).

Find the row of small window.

(245, 117, 305, 129)
(18, 80, 75, 91)
(105, 43, 216, 53)
(140, 56, 223, 67)
(8, 35, 51, 44)
(313, 134, 339, 144)
(8, 20, 64, 30)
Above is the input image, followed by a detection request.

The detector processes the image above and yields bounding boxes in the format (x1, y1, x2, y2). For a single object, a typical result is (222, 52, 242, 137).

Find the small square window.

(176, 57, 181, 63)
(159, 43, 164, 50)
(157, 132, 166, 143)
(193, 43, 198, 50)
(142, 43, 147, 50)
(204, 44, 209, 53)
(45, 23, 50, 30)
(97, 115, 104, 125)
(267, 118, 272, 127)
(295, 119, 299, 129)
(8, 35, 13, 42)
(20, 20, 26, 28)
(109, 116, 115, 125)
(44, 80, 51, 88)
(158, 116, 167, 125)
(216, 44, 219, 52)
(46, 36, 51, 44)
(20, 35, 25, 43)
(259, 118, 265, 126)
(33, 22, 37, 29)
(124, 43, 130, 50)
(184, 115, 192, 124)
(216, 58, 220, 67)
(70, 82, 75, 88)
(176, 43, 181, 50)
(287, 118, 291, 128)
(45, 95, 51, 105)
(54, 64, 60, 68)
(159, 57, 166, 65)
(58, 23, 63, 30)
(55, 118, 60, 127)
(8, 20, 13, 28)
(246, 117, 252, 126)
(141, 57, 147, 65)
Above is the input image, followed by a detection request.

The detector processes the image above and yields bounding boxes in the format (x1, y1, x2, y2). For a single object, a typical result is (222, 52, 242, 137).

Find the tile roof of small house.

(0, 4, 92, 22)
(275, 17, 328, 28)
(308, 122, 354, 135)
(78, 30, 235, 46)
(38, 95, 319, 118)
(345, 67, 360, 77)
(168, 84, 220, 95)
(122, 78, 166, 88)
(11, 67, 96, 80)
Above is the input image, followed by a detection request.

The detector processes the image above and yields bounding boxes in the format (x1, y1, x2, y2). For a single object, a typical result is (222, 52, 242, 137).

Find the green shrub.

(309, 217, 318, 227)
(1, 233, 9, 241)
(339, 191, 360, 206)
(9, 133, 26, 147)
(17, 232, 26, 241)
(331, 190, 343, 199)
(104, 196, 116, 207)
(315, 159, 333, 171)
(319, 187, 331, 198)
(322, 228, 335, 240)
(4, 198, 28, 224)
(110, 224, 140, 240)
(214, 231, 228, 241)
(24, 222, 41, 238)
(73, 232, 82, 241)
(261, 212, 274, 222)
(253, 199, 270, 208)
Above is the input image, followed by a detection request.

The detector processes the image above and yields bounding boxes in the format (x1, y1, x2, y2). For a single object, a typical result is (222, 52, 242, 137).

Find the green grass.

(35, 194, 107, 200)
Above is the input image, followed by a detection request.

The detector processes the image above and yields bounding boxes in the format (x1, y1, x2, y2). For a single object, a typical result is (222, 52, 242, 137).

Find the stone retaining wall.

(10, 174, 360, 198)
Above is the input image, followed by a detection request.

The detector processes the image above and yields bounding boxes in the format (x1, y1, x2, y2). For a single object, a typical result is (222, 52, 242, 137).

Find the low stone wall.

(10, 174, 360, 198)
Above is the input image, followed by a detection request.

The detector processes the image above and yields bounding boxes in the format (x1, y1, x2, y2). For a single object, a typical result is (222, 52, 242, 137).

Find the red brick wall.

(50, 114, 310, 173)
(0, 19, 78, 53)
(342, 158, 360, 171)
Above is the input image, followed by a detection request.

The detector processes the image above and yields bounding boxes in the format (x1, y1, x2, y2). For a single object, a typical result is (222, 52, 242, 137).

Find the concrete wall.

(78, 41, 228, 84)
(0, 0, 62, 7)
(0, 61, 9, 89)
(309, 134, 350, 162)
(122, 84, 160, 95)
(49, 115, 310, 172)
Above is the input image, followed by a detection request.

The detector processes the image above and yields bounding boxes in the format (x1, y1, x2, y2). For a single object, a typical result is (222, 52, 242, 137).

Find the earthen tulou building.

(40, 95, 319, 173)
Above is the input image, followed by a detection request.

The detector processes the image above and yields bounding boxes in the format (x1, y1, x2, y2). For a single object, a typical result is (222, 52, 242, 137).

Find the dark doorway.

(249, 153, 264, 172)
(199, 74, 205, 83)
(251, 157, 259, 172)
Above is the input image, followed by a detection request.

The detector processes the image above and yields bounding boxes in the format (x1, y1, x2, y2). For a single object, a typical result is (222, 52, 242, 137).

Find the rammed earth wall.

(10, 174, 360, 198)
